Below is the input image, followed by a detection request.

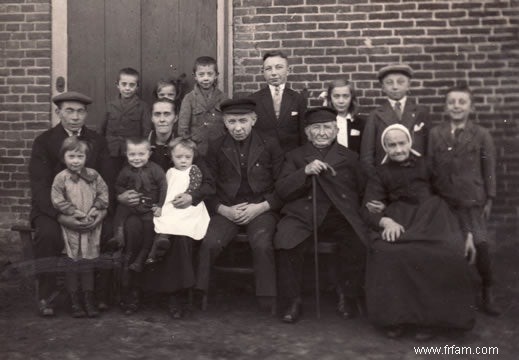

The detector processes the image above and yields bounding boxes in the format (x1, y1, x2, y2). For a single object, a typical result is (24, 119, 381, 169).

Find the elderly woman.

(362, 124, 475, 340)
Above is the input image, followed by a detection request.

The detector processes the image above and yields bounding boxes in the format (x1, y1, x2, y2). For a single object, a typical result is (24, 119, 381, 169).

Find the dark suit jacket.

(360, 98, 430, 177)
(205, 129, 285, 213)
(339, 113, 366, 154)
(428, 121, 496, 207)
(250, 86, 307, 153)
(29, 123, 115, 222)
(274, 141, 368, 249)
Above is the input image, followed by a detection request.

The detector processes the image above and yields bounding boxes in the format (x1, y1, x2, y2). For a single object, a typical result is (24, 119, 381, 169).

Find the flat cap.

(377, 63, 413, 82)
(52, 91, 93, 106)
(220, 98, 256, 114)
(305, 106, 337, 126)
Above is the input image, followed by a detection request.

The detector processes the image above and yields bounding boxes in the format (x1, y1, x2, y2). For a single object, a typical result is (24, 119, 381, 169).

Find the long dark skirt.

(125, 215, 195, 293)
(366, 196, 475, 330)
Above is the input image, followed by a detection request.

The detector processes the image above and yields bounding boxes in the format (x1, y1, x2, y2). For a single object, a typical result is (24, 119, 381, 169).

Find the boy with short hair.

(428, 85, 499, 316)
(250, 50, 307, 153)
(360, 63, 430, 178)
(99, 67, 151, 172)
(178, 56, 228, 156)
(109, 138, 167, 275)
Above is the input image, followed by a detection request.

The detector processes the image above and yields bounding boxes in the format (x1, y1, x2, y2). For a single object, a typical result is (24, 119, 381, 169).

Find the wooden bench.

(204, 232, 339, 312)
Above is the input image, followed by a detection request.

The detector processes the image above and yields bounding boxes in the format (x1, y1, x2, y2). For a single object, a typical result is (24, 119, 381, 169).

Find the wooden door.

(62, 0, 219, 128)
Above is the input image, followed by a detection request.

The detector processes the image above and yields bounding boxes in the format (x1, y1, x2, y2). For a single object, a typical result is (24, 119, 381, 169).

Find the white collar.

(64, 127, 82, 137)
(337, 113, 354, 123)
(269, 83, 286, 93)
(388, 96, 407, 110)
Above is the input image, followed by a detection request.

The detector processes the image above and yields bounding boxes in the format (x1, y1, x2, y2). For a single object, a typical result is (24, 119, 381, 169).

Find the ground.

(1, 241, 518, 360)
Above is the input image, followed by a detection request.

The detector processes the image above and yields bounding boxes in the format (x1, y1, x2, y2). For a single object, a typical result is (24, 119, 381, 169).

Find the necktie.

(273, 86, 281, 118)
(394, 101, 402, 121)
(71, 130, 79, 137)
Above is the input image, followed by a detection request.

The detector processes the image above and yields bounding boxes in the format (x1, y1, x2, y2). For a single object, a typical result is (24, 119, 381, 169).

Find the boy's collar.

(269, 83, 286, 91)
(387, 96, 407, 108)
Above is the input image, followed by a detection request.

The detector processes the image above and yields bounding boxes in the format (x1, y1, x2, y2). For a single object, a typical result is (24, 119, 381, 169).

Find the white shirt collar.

(388, 96, 407, 110)
(337, 113, 354, 123)
(269, 83, 285, 95)
(64, 127, 82, 137)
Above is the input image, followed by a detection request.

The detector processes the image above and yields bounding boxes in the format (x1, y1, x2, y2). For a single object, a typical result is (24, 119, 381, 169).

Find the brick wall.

(0, 0, 518, 243)
(0, 0, 51, 240)
(233, 0, 519, 236)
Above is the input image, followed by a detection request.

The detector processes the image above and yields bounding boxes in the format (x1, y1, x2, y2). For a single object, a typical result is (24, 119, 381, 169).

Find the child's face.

(194, 65, 217, 90)
(157, 85, 176, 101)
(126, 143, 150, 168)
(330, 86, 352, 115)
(64, 149, 86, 173)
(445, 91, 473, 123)
(263, 56, 289, 86)
(384, 129, 411, 162)
(381, 73, 410, 101)
(171, 145, 194, 171)
(117, 74, 139, 99)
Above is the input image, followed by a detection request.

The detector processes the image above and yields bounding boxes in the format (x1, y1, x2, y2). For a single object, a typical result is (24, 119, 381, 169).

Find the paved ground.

(1, 243, 518, 360)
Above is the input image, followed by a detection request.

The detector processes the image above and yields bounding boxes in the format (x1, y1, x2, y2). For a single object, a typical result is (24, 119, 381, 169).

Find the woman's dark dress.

(362, 156, 475, 329)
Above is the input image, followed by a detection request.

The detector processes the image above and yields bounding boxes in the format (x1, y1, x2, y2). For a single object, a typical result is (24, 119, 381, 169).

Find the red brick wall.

(0, 0, 51, 237)
(233, 0, 519, 235)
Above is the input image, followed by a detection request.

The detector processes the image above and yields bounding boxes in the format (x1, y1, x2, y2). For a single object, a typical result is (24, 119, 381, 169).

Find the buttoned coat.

(360, 98, 430, 177)
(274, 141, 368, 249)
(98, 96, 151, 156)
(29, 123, 115, 222)
(205, 129, 285, 213)
(177, 85, 228, 154)
(250, 86, 307, 153)
(428, 121, 496, 207)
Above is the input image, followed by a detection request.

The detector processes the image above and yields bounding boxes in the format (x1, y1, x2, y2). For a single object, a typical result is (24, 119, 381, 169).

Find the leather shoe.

(38, 299, 55, 317)
(282, 299, 302, 324)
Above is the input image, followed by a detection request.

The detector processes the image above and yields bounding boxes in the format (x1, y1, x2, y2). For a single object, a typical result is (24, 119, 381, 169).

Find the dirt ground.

(1, 242, 518, 360)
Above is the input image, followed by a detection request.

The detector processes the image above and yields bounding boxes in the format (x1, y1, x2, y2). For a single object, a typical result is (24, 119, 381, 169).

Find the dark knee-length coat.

(274, 141, 368, 249)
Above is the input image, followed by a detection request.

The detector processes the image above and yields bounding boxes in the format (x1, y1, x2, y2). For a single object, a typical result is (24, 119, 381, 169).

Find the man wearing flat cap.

(360, 63, 430, 178)
(195, 98, 284, 311)
(275, 106, 368, 323)
(29, 91, 114, 316)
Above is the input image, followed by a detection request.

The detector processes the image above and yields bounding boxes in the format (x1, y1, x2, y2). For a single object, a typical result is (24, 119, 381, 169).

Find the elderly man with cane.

(274, 107, 368, 323)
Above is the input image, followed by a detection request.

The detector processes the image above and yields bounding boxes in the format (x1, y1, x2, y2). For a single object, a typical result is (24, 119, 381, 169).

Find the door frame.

(51, 0, 233, 126)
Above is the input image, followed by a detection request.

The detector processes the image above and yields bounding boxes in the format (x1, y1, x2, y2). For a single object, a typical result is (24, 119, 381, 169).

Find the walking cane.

(311, 175, 321, 318)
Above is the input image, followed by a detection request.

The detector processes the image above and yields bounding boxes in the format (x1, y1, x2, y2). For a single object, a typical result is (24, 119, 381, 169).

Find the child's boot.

(481, 286, 501, 316)
(84, 291, 100, 318)
(70, 292, 86, 318)
(106, 228, 125, 252)
(128, 249, 147, 272)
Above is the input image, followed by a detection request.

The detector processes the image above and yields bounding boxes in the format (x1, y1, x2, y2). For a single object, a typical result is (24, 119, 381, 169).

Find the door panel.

(141, 0, 181, 105)
(68, 0, 106, 127)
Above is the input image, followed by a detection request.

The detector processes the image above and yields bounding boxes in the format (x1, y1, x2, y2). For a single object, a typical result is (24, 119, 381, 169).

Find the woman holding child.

(119, 98, 213, 318)
(362, 124, 475, 340)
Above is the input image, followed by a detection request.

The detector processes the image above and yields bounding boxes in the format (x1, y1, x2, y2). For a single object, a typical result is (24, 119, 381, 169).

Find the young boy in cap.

(360, 63, 430, 178)
(29, 91, 114, 316)
(250, 50, 307, 153)
(195, 98, 284, 313)
(428, 85, 500, 316)
(98, 67, 151, 173)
